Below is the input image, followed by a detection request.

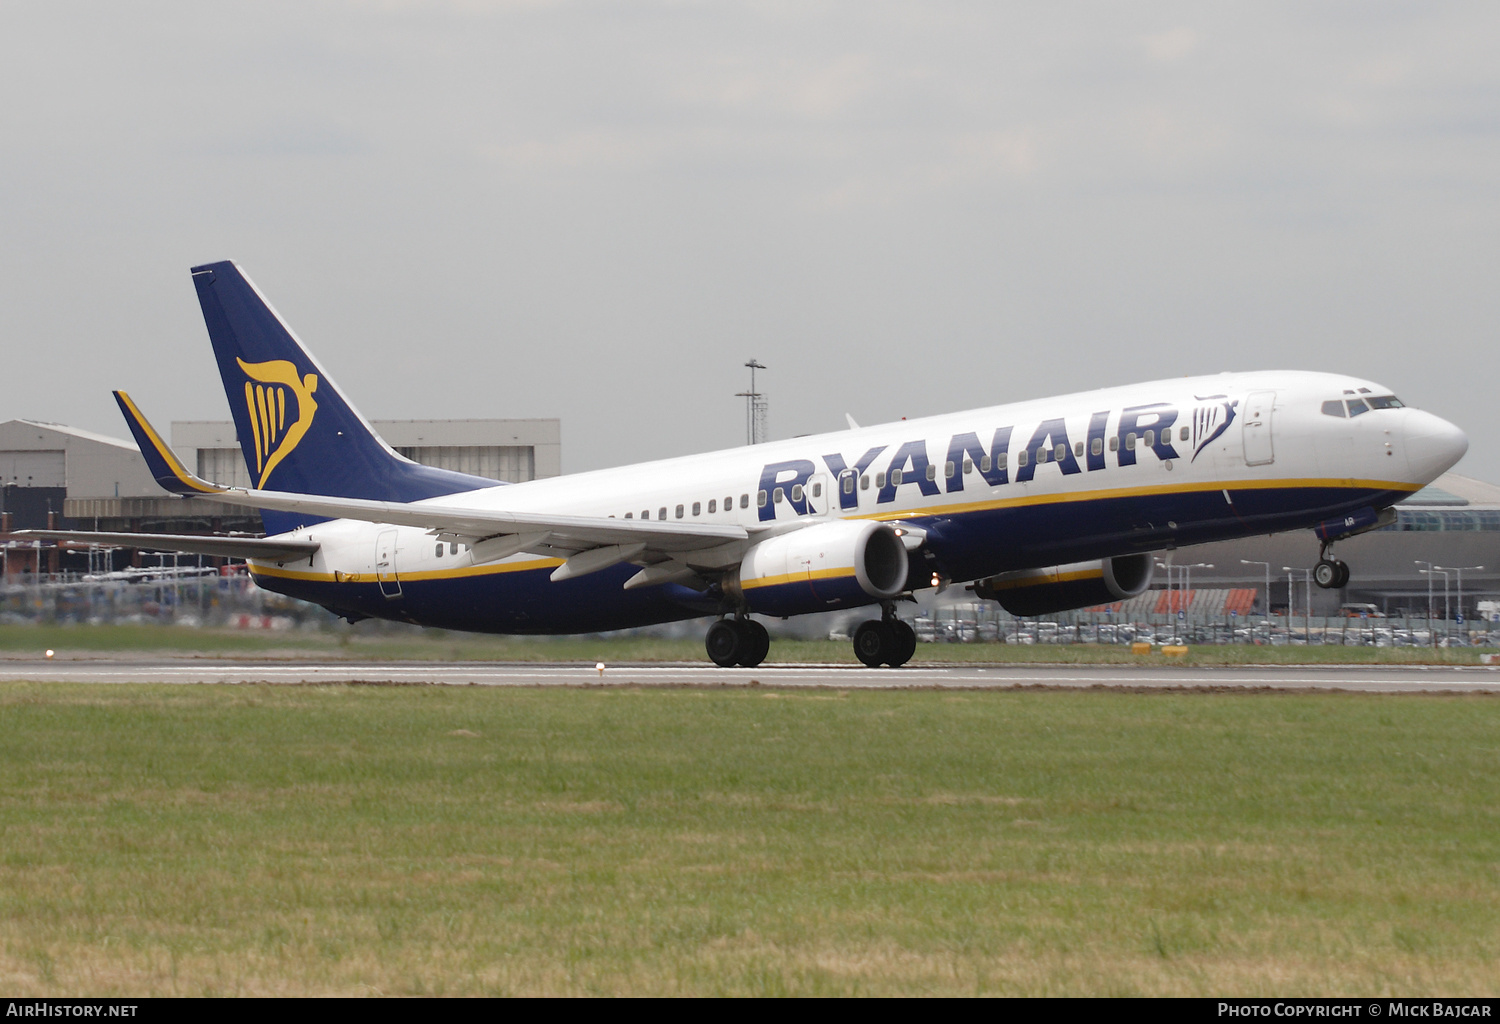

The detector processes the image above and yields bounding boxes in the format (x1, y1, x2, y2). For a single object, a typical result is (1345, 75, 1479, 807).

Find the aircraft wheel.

(1314, 559, 1342, 590)
(886, 620, 917, 668)
(705, 619, 743, 667)
(852, 620, 887, 667)
(738, 620, 770, 668)
(1333, 560, 1351, 589)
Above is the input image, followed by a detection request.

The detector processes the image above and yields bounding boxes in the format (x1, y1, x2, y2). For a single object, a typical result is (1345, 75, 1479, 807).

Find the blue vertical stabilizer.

(190, 261, 498, 533)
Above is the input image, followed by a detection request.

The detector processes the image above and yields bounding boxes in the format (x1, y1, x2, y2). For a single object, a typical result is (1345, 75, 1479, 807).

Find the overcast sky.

(3, 2, 1498, 480)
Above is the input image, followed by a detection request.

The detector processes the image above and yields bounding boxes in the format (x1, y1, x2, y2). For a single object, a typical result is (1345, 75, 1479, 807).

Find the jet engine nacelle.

(726, 520, 909, 617)
(973, 553, 1155, 617)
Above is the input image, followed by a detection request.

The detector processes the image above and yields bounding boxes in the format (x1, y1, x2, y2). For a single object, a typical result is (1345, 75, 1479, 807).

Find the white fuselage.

(248, 369, 1466, 633)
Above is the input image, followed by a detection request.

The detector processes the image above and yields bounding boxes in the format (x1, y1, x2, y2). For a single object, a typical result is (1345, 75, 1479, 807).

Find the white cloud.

(1138, 26, 1199, 63)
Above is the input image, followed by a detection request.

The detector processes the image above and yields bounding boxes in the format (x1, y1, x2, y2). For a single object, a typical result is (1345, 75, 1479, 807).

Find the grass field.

(1, 683, 1497, 996)
(1, 622, 1495, 666)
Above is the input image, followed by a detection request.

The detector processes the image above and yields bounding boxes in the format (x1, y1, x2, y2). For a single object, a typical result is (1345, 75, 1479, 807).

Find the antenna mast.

(736, 359, 768, 445)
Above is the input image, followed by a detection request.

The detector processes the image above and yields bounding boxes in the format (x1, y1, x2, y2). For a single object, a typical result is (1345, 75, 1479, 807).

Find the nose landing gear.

(1314, 543, 1350, 590)
(852, 604, 917, 667)
(705, 617, 771, 668)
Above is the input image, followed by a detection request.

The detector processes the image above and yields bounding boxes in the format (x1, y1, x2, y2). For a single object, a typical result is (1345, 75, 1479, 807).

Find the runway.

(1, 659, 1498, 692)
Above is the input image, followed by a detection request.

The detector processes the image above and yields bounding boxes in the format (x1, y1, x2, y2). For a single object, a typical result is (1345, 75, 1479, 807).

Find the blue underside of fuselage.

(252, 484, 1409, 634)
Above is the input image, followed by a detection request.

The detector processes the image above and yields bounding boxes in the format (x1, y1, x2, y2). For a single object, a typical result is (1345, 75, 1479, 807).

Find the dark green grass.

(1, 684, 1498, 995)
(1, 622, 1493, 666)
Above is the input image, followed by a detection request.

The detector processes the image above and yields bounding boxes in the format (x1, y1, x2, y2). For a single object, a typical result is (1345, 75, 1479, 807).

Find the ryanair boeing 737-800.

(29, 261, 1469, 667)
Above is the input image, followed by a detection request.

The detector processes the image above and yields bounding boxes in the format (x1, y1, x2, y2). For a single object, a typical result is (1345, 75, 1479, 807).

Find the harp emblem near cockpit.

(1190, 394, 1238, 462)
(236, 357, 319, 488)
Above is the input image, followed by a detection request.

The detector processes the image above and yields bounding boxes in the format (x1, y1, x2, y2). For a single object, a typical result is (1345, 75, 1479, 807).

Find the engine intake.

(727, 520, 908, 617)
(973, 553, 1154, 617)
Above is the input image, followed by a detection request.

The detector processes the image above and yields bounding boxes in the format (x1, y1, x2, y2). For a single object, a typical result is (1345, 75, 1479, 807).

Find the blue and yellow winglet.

(113, 391, 225, 496)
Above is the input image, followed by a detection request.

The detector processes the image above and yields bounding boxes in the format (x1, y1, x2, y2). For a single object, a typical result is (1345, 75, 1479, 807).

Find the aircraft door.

(375, 529, 402, 599)
(1242, 390, 1276, 466)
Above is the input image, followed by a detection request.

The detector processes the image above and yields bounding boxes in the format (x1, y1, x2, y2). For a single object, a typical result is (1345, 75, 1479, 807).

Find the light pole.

(1181, 563, 1213, 641)
(1420, 568, 1451, 644)
(1436, 565, 1484, 644)
(1415, 560, 1436, 646)
(1283, 567, 1312, 644)
(1240, 559, 1271, 616)
(1156, 559, 1173, 639)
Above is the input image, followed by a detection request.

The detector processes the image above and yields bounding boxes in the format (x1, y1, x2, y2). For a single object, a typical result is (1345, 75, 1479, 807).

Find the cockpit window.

(1322, 401, 1345, 418)
(1366, 395, 1404, 410)
(1346, 399, 1370, 417)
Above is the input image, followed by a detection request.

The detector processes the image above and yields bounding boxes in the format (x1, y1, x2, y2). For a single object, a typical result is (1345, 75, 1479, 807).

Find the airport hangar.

(0, 416, 1495, 620)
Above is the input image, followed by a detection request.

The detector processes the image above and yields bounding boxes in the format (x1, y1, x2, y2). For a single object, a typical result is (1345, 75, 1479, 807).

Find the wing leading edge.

(16, 530, 320, 562)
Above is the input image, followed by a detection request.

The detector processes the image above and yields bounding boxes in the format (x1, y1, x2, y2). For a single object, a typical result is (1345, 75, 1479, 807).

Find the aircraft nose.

(1403, 409, 1468, 484)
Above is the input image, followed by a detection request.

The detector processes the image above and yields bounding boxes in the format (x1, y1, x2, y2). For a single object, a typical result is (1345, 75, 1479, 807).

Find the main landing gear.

(852, 605, 916, 668)
(1314, 543, 1350, 590)
(705, 617, 771, 668)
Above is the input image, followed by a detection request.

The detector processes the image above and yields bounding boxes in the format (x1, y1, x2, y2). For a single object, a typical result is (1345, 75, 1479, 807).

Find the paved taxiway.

(0, 660, 1497, 692)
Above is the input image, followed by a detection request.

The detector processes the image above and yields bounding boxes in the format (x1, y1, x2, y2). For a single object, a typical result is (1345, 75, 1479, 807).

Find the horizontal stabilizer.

(15, 530, 320, 562)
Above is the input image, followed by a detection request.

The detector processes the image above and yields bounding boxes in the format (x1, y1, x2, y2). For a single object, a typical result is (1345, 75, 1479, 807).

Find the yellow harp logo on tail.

(237, 358, 319, 488)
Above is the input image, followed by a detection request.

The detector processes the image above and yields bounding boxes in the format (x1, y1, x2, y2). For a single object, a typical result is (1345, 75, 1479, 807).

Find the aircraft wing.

(182, 487, 747, 550)
(15, 530, 320, 561)
(113, 389, 751, 575)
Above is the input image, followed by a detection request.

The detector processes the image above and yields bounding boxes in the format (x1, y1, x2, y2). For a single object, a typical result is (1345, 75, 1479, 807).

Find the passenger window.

(812, 482, 821, 498)
(860, 474, 870, 490)
(435, 543, 444, 558)
(1144, 430, 1155, 448)
(755, 491, 765, 508)
(1110, 436, 1119, 452)
(925, 464, 937, 482)
(996, 453, 1007, 470)
(625, 512, 633, 518)
(450, 542, 458, 554)
(659, 508, 667, 520)
(842, 474, 854, 494)
(675, 504, 684, 519)
(741, 494, 749, 509)
(1091, 437, 1103, 456)
(1054, 444, 1066, 461)
(963, 458, 973, 474)
(1179, 426, 1190, 442)
(773, 487, 784, 503)
(945, 461, 956, 478)
(642, 510, 650, 520)
(1074, 441, 1084, 457)
(791, 484, 803, 503)
(1346, 399, 1369, 417)
(692, 501, 701, 516)
(1017, 450, 1029, 468)
(979, 455, 991, 473)
(1125, 433, 1137, 450)
(725, 496, 733, 510)
(1322, 401, 1346, 417)
(875, 472, 885, 488)
(891, 469, 903, 485)
(708, 499, 716, 513)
